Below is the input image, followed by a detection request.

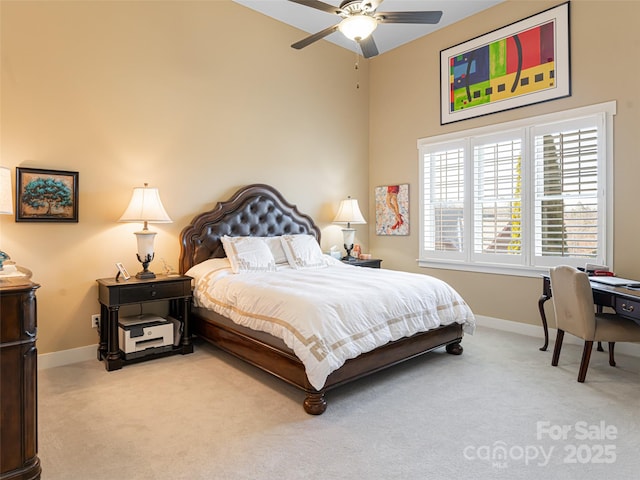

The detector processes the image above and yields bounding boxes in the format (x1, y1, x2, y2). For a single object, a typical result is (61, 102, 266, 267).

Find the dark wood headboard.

(179, 184, 321, 274)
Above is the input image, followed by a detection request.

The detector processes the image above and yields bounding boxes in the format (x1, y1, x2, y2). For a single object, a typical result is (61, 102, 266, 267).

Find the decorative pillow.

(261, 236, 288, 265)
(184, 258, 232, 283)
(220, 236, 277, 273)
(280, 234, 327, 269)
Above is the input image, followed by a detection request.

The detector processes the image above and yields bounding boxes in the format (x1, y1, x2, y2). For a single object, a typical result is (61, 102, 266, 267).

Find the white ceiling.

(234, 0, 505, 57)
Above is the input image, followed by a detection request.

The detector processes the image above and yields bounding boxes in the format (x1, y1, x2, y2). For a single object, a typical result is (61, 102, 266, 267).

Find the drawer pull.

(621, 303, 634, 313)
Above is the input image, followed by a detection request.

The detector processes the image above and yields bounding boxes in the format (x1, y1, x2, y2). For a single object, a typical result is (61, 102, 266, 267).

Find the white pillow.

(280, 234, 327, 269)
(220, 236, 277, 273)
(261, 236, 288, 265)
(184, 258, 231, 283)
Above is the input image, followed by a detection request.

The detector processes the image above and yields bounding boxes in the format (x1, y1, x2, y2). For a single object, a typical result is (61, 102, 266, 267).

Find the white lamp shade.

(119, 185, 172, 224)
(0, 167, 13, 215)
(338, 15, 378, 41)
(333, 197, 366, 226)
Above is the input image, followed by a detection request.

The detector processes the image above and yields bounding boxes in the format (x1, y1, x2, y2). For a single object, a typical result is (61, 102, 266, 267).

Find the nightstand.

(96, 275, 193, 371)
(341, 258, 382, 268)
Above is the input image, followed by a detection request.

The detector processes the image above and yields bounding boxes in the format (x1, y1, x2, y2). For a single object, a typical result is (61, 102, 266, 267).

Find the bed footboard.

(194, 310, 463, 415)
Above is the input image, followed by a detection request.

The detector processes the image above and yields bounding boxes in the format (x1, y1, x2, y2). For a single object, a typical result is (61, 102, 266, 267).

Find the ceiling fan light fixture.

(338, 15, 378, 41)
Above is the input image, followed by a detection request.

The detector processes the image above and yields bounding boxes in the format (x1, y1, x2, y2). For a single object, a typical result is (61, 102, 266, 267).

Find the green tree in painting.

(21, 177, 72, 216)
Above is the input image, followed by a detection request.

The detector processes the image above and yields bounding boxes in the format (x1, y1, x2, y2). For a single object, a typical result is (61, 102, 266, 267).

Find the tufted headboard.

(179, 184, 321, 274)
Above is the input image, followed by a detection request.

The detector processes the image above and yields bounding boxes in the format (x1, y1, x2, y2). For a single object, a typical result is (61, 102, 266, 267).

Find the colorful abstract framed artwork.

(375, 184, 409, 236)
(440, 2, 570, 125)
(16, 167, 79, 222)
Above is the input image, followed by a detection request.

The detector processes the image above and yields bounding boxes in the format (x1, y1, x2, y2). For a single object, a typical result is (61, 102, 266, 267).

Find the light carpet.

(38, 326, 640, 479)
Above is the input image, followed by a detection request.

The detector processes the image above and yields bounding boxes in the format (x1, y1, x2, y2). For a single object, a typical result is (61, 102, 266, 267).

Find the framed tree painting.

(375, 184, 409, 236)
(16, 167, 79, 222)
(440, 2, 570, 124)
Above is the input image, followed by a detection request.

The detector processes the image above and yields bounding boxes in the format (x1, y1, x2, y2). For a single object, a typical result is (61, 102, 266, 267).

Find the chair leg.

(608, 342, 616, 367)
(552, 330, 564, 366)
(578, 341, 594, 383)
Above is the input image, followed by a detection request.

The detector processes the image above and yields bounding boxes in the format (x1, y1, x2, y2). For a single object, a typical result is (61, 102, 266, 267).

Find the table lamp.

(333, 196, 366, 261)
(119, 183, 172, 279)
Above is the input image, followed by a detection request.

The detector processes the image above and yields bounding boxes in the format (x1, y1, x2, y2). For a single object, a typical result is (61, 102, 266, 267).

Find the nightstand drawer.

(97, 276, 191, 307)
(118, 282, 186, 304)
(615, 297, 640, 321)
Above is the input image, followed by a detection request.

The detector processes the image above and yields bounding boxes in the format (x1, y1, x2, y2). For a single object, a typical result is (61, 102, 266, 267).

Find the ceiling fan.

(289, 0, 443, 58)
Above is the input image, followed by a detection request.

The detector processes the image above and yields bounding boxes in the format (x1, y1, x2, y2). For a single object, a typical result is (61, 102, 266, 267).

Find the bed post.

(303, 391, 327, 415)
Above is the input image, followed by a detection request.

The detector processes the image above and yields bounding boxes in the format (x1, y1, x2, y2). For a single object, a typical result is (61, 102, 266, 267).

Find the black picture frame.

(440, 2, 571, 125)
(16, 167, 79, 222)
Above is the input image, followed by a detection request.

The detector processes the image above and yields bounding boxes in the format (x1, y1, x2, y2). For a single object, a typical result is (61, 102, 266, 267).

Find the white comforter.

(191, 259, 475, 390)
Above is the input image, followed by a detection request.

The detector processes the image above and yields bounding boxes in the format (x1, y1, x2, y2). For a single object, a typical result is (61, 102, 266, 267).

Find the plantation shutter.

(418, 103, 613, 273)
(422, 145, 465, 255)
(534, 118, 600, 260)
(472, 135, 523, 262)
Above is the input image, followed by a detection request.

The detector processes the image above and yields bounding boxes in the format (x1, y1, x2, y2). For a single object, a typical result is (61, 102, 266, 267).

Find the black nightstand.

(341, 258, 382, 269)
(96, 275, 193, 371)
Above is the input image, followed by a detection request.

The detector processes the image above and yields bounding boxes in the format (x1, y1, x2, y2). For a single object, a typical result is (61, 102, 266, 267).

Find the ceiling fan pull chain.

(354, 51, 360, 89)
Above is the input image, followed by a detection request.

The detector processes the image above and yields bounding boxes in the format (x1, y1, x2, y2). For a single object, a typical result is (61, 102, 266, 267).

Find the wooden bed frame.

(179, 184, 464, 414)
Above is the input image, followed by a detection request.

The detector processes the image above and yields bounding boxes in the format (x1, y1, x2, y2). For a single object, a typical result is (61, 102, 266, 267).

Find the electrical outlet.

(91, 314, 100, 329)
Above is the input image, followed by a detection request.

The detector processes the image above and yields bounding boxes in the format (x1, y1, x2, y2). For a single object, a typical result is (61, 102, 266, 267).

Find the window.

(418, 102, 615, 276)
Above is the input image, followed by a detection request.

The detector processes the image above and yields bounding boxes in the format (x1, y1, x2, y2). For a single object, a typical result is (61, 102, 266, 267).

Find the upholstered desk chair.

(549, 265, 640, 382)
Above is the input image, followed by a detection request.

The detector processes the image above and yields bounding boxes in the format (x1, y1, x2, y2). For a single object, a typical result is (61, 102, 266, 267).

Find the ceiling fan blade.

(291, 24, 340, 50)
(288, 0, 343, 15)
(358, 36, 379, 59)
(377, 11, 443, 24)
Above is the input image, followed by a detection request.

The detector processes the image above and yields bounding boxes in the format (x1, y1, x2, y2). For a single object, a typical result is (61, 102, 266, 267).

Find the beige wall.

(0, 0, 370, 354)
(3, 0, 638, 356)
(369, 0, 640, 326)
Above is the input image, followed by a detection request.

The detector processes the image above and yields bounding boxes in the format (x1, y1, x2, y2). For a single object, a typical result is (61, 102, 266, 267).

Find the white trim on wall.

(475, 315, 640, 358)
(38, 344, 98, 370)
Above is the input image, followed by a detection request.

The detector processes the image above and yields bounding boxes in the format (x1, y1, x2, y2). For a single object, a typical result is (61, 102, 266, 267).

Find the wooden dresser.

(0, 281, 41, 480)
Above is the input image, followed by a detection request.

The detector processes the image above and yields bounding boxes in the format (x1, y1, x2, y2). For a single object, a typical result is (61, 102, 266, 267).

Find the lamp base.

(342, 243, 355, 261)
(135, 253, 156, 279)
(135, 270, 156, 279)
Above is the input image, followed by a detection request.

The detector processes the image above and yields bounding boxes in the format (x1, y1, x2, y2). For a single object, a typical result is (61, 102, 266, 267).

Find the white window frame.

(418, 102, 616, 278)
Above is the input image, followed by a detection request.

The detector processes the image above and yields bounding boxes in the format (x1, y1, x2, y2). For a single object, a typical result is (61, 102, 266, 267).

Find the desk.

(538, 275, 640, 351)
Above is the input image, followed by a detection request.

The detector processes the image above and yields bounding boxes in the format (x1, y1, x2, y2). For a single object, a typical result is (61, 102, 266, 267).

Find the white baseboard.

(475, 315, 640, 358)
(38, 344, 97, 370)
(36, 316, 640, 370)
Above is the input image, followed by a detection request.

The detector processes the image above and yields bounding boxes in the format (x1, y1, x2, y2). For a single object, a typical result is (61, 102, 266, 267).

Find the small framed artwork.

(115, 262, 131, 281)
(16, 167, 79, 222)
(440, 2, 571, 124)
(375, 184, 409, 236)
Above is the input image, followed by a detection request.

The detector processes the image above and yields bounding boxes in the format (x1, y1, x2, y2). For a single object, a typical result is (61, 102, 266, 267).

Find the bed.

(179, 184, 475, 414)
